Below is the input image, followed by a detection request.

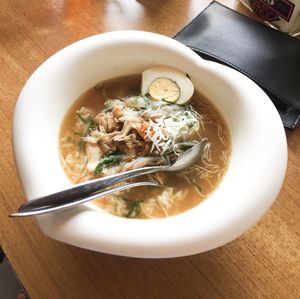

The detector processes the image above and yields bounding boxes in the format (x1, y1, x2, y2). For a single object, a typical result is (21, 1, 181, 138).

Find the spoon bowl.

(170, 139, 208, 171)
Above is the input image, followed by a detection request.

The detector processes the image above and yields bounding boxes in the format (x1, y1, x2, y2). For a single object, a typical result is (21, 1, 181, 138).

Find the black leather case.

(174, 1, 300, 130)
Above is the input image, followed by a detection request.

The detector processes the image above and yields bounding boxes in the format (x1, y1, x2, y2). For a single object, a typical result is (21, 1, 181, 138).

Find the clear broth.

(59, 74, 231, 218)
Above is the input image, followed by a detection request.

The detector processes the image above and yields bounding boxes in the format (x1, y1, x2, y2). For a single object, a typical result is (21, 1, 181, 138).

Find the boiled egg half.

(141, 66, 194, 105)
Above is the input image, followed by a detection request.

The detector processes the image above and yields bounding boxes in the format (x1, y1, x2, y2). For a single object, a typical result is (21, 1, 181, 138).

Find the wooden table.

(0, 1, 299, 298)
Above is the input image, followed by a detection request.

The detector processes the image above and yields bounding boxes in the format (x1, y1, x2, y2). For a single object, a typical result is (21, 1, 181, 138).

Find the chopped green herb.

(113, 196, 143, 218)
(143, 96, 151, 103)
(176, 141, 197, 151)
(187, 120, 195, 128)
(93, 153, 122, 175)
(76, 113, 97, 132)
(76, 112, 87, 124)
(183, 175, 202, 194)
(180, 144, 193, 151)
(162, 139, 173, 156)
(85, 117, 97, 134)
(125, 200, 142, 218)
(78, 140, 84, 151)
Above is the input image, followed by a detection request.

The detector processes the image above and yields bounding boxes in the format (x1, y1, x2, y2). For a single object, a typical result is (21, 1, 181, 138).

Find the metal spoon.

(10, 181, 159, 217)
(10, 139, 207, 217)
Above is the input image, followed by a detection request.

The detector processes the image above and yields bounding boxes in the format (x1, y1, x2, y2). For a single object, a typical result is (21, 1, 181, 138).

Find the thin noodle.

(155, 199, 169, 218)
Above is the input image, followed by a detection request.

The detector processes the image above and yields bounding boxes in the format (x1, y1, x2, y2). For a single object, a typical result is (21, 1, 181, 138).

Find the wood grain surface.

(0, 1, 299, 298)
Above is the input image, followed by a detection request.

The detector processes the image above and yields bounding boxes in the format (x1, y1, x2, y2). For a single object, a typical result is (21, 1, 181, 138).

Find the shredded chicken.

(94, 111, 119, 132)
(77, 96, 202, 177)
(86, 143, 101, 172)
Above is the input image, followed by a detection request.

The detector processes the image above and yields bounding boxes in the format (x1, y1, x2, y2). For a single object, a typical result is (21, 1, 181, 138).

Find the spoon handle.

(60, 164, 166, 202)
(10, 181, 159, 217)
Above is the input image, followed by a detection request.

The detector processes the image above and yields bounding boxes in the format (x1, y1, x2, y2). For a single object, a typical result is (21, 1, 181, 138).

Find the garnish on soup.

(59, 66, 231, 219)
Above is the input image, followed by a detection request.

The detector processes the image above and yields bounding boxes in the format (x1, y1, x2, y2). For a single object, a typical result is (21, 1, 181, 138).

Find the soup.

(59, 72, 231, 219)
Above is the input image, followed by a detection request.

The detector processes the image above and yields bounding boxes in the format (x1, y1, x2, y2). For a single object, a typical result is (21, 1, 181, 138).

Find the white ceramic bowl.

(13, 31, 287, 258)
